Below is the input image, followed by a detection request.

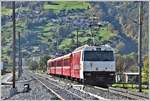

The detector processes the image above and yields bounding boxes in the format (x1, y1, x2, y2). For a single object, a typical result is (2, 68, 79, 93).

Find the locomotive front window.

(84, 51, 114, 61)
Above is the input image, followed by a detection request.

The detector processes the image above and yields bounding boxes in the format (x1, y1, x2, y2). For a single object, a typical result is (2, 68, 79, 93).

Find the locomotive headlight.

(85, 73, 91, 76)
(109, 73, 114, 76)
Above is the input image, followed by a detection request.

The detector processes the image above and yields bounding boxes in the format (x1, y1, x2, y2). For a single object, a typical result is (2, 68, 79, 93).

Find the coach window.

(57, 60, 62, 66)
(64, 58, 69, 66)
(48, 62, 51, 68)
(52, 62, 55, 67)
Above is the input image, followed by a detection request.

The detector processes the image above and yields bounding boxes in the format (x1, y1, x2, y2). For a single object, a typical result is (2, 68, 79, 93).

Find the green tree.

(142, 56, 149, 84)
(123, 53, 137, 72)
(38, 55, 51, 72)
(129, 65, 138, 72)
(58, 38, 75, 53)
(28, 60, 39, 71)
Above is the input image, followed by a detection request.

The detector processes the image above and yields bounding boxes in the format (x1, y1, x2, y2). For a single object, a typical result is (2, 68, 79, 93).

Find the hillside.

(93, 2, 148, 55)
(1, 1, 149, 67)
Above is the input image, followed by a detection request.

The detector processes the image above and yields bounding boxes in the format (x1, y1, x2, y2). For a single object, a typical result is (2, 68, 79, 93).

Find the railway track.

(83, 85, 149, 100)
(42, 73, 149, 100)
(26, 70, 104, 100)
(87, 85, 149, 100)
(25, 70, 148, 100)
(108, 87, 149, 100)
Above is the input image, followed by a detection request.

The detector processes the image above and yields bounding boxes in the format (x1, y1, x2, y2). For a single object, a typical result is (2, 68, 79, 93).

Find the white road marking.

(80, 89, 108, 100)
(94, 86, 108, 91)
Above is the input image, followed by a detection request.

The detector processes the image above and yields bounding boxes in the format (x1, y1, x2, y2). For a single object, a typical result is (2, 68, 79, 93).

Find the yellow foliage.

(142, 56, 149, 83)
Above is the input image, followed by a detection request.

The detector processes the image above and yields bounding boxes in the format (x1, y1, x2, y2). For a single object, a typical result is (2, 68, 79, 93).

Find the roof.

(124, 72, 139, 75)
(73, 44, 113, 52)
(48, 44, 114, 62)
(47, 53, 71, 62)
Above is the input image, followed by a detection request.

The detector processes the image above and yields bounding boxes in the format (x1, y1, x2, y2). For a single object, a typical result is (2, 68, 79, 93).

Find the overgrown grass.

(112, 83, 137, 88)
(112, 83, 149, 94)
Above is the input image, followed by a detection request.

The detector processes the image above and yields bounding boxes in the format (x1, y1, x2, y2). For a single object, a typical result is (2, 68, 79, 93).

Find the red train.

(47, 45, 116, 86)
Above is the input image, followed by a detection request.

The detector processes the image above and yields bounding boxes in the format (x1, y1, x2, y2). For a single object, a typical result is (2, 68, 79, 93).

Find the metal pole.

(12, 1, 16, 88)
(89, 25, 92, 45)
(92, 29, 94, 46)
(76, 28, 79, 48)
(138, 1, 143, 92)
(90, 26, 94, 46)
(20, 53, 22, 73)
(18, 32, 22, 77)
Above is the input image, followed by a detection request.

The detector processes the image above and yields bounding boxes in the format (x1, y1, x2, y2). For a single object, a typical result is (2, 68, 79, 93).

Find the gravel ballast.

(1, 71, 59, 100)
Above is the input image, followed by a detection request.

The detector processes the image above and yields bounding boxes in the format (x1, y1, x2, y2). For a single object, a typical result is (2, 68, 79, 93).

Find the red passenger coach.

(55, 58, 62, 75)
(63, 54, 71, 77)
(71, 51, 81, 79)
(47, 45, 116, 86)
(47, 60, 56, 75)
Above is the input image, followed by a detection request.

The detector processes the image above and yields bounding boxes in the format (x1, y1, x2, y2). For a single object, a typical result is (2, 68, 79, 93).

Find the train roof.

(48, 44, 114, 62)
(73, 44, 113, 52)
(48, 53, 71, 62)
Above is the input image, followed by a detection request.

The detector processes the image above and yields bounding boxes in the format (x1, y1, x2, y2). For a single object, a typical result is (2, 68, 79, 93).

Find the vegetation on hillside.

(116, 52, 138, 73)
(43, 1, 90, 13)
(1, 7, 12, 16)
(1, 1, 149, 75)
(28, 55, 51, 72)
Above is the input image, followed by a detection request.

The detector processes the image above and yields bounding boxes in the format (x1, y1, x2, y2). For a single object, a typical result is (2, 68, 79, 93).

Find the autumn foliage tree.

(116, 53, 138, 73)
(116, 54, 125, 73)
(142, 56, 149, 84)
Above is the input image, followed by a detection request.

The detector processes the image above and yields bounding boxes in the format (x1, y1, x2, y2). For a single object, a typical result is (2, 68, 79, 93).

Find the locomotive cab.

(81, 45, 116, 86)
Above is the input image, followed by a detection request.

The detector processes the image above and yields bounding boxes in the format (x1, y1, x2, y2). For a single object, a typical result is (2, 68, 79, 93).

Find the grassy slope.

(98, 27, 115, 41)
(43, 1, 89, 12)
(1, 7, 12, 16)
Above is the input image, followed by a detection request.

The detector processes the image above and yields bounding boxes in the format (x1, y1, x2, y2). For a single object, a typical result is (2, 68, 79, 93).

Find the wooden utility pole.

(12, 1, 16, 88)
(138, 1, 143, 92)
(18, 32, 22, 78)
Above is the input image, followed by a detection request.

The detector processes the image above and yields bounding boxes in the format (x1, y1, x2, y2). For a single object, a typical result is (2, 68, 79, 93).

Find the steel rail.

(30, 71, 148, 100)
(27, 71, 84, 100)
(36, 74, 85, 100)
(25, 71, 64, 100)
(35, 73, 107, 100)
(94, 85, 148, 100)
(33, 76, 65, 100)
(109, 87, 149, 100)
